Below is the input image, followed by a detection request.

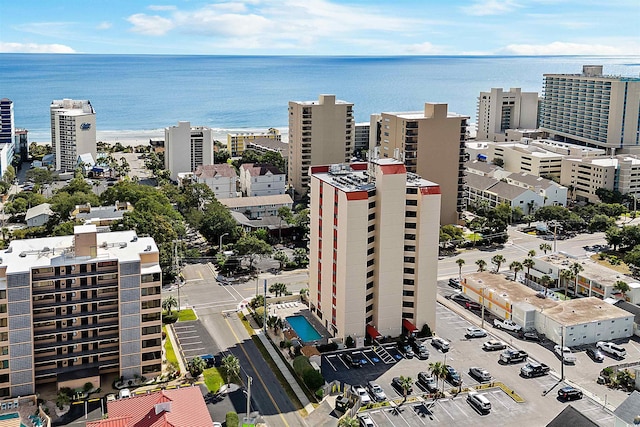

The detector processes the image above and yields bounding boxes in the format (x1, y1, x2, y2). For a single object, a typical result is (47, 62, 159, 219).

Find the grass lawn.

(203, 367, 224, 392)
(178, 309, 197, 321)
(163, 325, 178, 368)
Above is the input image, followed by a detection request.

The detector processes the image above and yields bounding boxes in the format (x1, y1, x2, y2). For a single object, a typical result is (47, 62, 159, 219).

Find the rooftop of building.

(0, 225, 159, 275)
(538, 252, 636, 288)
(50, 99, 95, 114)
(246, 137, 288, 152)
(507, 172, 564, 190)
(543, 296, 631, 325)
(228, 129, 280, 137)
(75, 204, 133, 221)
(240, 163, 284, 176)
(25, 203, 53, 221)
(292, 94, 352, 106)
(612, 390, 640, 425)
(194, 163, 237, 178)
(221, 193, 293, 209)
(465, 159, 499, 175)
(464, 272, 559, 310)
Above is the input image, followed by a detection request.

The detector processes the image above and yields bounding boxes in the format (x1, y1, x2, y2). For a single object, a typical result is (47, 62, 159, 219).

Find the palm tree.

(338, 416, 359, 427)
(569, 262, 584, 296)
(397, 375, 414, 403)
(522, 258, 535, 282)
(491, 255, 506, 273)
(162, 295, 178, 316)
(613, 280, 630, 299)
(269, 282, 288, 297)
(221, 354, 240, 389)
(540, 274, 552, 294)
(559, 269, 575, 300)
(429, 361, 448, 394)
(509, 261, 523, 281)
(527, 249, 536, 258)
(455, 258, 465, 281)
(475, 259, 487, 272)
(539, 243, 552, 254)
(187, 356, 206, 378)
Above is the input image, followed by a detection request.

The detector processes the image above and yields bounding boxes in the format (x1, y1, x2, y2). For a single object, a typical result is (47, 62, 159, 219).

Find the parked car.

(596, 341, 627, 358)
(467, 391, 491, 414)
(345, 352, 366, 368)
(398, 341, 415, 359)
(417, 372, 438, 392)
(409, 339, 430, 359)
(558, 386, 583, 401)
(518, 329, 540, 341)
(358, 413, 375, 427)
(431, 337, 450, 352)
(465, 301, 483, 310)
(500, 349, 528, 364)
(493, 319, 522, 332)
(448, 277, 462, 289)
(391, 377, 413, 395)
(353, 385, 371, 405)
(449, 293, 470, 304)
(335, 395, 351, 412)
(468, 367, 492, 382)
(554, 345, 577, 364)
(520, 361, 550, 378)
(445, 365, 462, 386)
(465, 327, 487, 338)
(586, 347, 605, 362)
(367, 381, 387, 402)
(482, 340, 507, 351)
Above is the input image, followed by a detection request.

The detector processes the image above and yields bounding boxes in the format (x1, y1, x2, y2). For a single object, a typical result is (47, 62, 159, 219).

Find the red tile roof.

(194, 164, 237, 179)
(90, 387, 213, 427)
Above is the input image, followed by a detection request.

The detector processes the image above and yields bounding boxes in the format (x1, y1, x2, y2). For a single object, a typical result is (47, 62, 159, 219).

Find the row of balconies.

(34, 343, 119, 364)
(35, 355, 119, 378)
(34, 332, 120, 351)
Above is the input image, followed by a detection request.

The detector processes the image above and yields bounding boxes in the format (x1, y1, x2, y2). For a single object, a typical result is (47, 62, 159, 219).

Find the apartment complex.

(227, 128, 281, 157)
(239, 163, 286, 197)
(540, 65, 640, 150)
(308, 154, 441, 342)
(354, 122, 371, 157)
(373, 103, 468, 225)
(164, 121, 215, 180)
(476, 88, 539, 141)
(0, 99, 14, 145)
(288, 95, 354, 196)
(193, 164, 238, 199)
(50, 99, 97, 172)
(0, 225, 162, 397)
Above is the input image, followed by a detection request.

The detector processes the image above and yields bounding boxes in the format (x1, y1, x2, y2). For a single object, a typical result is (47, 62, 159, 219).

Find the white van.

(118, 388, 131, 399)
(467, 391, 491, 414)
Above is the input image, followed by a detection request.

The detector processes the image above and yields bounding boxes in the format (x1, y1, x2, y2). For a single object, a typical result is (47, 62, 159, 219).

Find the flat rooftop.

(464, 272, 559, 310)
(538, 253, 635, 288)
(543, 297, 632, 326)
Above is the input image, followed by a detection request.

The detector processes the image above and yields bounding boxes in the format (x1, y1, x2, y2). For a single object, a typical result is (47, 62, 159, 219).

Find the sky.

(1, 0, 639, 56)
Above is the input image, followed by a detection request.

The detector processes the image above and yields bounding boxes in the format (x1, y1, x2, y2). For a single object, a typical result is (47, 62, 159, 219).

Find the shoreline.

(28, 126, 290, 147)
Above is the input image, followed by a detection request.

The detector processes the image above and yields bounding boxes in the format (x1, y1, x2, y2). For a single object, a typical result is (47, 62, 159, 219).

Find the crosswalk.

(374, 341, 397, 364)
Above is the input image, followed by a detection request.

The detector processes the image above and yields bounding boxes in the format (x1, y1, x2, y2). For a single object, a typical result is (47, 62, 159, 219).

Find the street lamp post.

(480, 287, 486, 329)
(246, 375, 252, 420)
(219, 233, 229, 252)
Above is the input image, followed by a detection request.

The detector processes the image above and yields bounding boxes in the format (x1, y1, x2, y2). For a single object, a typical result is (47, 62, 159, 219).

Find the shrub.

(226, 411, 239, 427)
(316, 342, 339, 353)
(280, 339, 292, 349)
(83, 382, 93, 392)
(345, 336, 355, 348)
(417, 323, 432, 338)
(293, 356, 312, 377)
(162, 314, 178, 324)
(302, 368, 325, 391)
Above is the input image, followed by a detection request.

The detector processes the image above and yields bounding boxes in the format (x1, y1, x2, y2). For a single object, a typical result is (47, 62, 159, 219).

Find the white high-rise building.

(476, 88, 539, 141)
(164, 121, 215, 180)
(50, 99, 97, 172)
(309, 154, 441, 342)
(288, 95, 354, 196)
(0, 98, 15, 178)
(540, 65, 640, 151)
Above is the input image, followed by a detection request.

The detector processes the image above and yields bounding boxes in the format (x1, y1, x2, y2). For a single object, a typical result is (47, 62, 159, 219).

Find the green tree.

(589, 214, 616, 233)
(269, 282, 288, 297)
(273, 250, 289, 270)
(2, 165, 16, 185)
(569, 262, 584, 296)
(235, 234, 273, 271)
(277, 206, 293, 241)
(188, 356, 206, 378)
(605, 226, 623, 251)
(338, 416, 359, 427)
(509, 261, 523, 281)
(429, 361, 448, 394)
(522, 258, 535, 281)
(162, 295, 178, 315)
(534, 206, 571, 223)
(559, 269, 575, 299)
(396, 376, 414, 403)
(26, 168, 55, 186)
(613, 280, 630, 298)
(540, 275, 552, 293)
(221, 354, 240, 388)
(539, 243, 552, 254)
(199, 201, 239, 246)
(292, 248, 308, 267)
(455, 258, 465, 281)
(527, 249, 536, 258)
(491, 255, 506, 273)
(475, 259, 487, 272)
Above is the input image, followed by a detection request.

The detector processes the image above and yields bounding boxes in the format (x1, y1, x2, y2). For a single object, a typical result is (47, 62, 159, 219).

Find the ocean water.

(1, 54, 638, 142)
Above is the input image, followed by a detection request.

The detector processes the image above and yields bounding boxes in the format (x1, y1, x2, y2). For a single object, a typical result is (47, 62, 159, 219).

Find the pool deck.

(266, 300, 330, 346)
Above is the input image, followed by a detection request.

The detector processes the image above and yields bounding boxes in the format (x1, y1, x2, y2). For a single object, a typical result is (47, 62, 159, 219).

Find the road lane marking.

(223, 316, 290, 427)
(324, 356, 337, 371)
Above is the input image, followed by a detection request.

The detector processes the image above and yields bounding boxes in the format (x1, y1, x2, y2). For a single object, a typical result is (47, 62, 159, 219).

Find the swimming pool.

(286, 315, 322, 342)
(0, 412, 26, 427)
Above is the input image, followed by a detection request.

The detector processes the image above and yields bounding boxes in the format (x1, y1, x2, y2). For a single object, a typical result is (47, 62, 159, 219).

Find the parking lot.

(172, 320, 221, 363)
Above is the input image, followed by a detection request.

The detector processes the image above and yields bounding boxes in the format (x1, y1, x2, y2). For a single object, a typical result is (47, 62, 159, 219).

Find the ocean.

(1, 54, 639, 143)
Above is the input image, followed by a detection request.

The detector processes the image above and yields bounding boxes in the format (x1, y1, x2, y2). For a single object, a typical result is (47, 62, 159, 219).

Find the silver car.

(367, 381, 387, 402)
(469, 366, 492, 382)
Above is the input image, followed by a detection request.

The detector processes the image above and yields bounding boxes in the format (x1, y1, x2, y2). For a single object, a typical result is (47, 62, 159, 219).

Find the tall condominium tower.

(540, 65, 640, 151)
(164, 121, 215, 180)
(0, 225, 162, 396)
(50, 99, 97, 172)
(288, 95, 354, 196)
(308, 154, 441, 342)
(0, 99, 15, 178)
(373, 103, 469, 225)
(476, 88, 539, 141)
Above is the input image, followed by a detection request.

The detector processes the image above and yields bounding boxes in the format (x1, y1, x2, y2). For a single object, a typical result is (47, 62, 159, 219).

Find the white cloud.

(404, 42, 442, 55)
(500, 41, 638, 55)
(147, 5, 177, 11)
(0, 42, 75, 53)
(127, 14, 175, 36)
(96, 21, 112, 30)
(463, 0, 522, 16)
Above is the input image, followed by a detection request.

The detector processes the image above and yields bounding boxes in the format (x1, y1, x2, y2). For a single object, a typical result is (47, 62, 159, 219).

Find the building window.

(366, 293, 374, 301)
(402, 301, 414, 308)
(402, 290, 414, 297)
(403, 279, 415, 286)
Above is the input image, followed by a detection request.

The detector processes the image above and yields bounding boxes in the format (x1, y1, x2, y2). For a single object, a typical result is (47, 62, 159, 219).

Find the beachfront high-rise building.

(476, 88, 539, 141)
(354, 122, 371, 158)
(0, 225, 162, 396)
(50, 99, 97, 172)
(227, 128, 281, 157)
(373, 103, 469, 225)
(0, 99, 16, 178)
(14, 129, 28, 163)
(288, 95, 354, 196)
(308, 153, 441, 342)
(540, 65, 640, 151)
(164, 121, 215, 181)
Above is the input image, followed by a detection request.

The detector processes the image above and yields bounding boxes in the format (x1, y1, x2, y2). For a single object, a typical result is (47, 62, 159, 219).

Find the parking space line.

(410, 404, 429, 425)
(337, 354, 350, 369)
(324, 355, 337, 372)
(450, 398, 470, 418)
(422, 401, 440, 423)
(436, 399, 455, 419)
(384, 406, 411, 426)
(490, 390, 511, 410)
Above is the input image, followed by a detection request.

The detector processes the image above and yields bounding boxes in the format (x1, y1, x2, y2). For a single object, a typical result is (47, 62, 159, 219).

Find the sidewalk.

(165, 322, 188, 375)
(253, 327, 314, 415)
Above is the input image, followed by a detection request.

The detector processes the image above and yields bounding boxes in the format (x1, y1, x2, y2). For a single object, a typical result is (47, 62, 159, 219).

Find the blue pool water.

(0, 413, 18, 420)
(286, 316, 322, 342)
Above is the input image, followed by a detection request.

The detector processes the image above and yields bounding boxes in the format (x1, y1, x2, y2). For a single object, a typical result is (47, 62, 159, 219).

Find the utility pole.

(480, 287, 486, 329)
(263, 279, 267, 333)
(560, 326, 565, 381)
(246, 375, 252, 420)
(174, 241, 181, 312)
